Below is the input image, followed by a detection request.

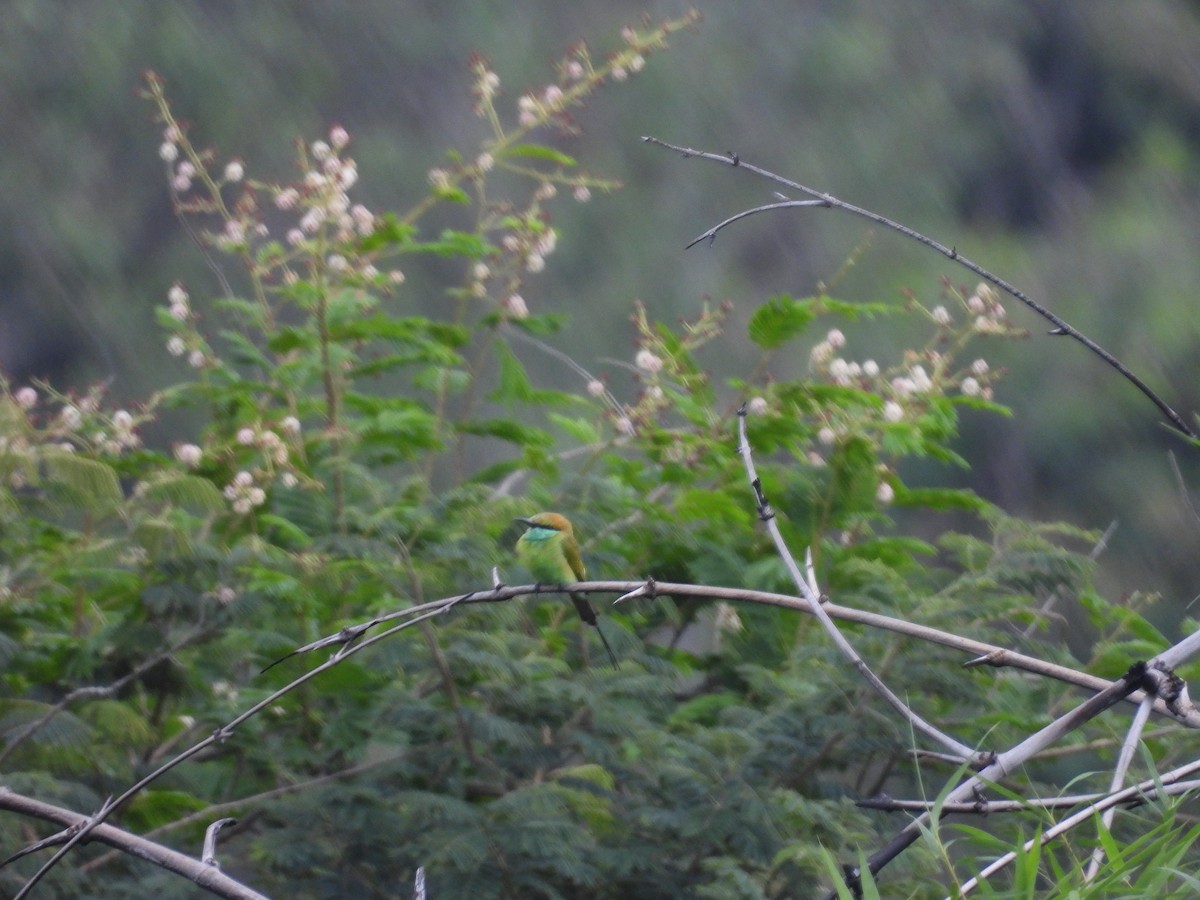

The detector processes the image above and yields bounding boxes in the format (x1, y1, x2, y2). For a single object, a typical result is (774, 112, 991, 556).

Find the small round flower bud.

(175, 443, 202, 467)
(502, 293, 529, 319)
(635, 349, 663, 374)
(223, 160, 244, 182)
(747, 396, 768, 415)
(275, 187, 299, 210)
(810, 341, 833, 365)
(587, 380, 605, 398)
(15, 386, 37, 409)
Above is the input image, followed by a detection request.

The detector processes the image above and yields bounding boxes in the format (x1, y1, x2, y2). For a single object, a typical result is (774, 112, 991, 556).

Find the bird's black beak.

(514, 517, 536, 528)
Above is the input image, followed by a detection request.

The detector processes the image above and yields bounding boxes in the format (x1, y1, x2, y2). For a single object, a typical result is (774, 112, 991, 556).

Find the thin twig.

(858, 777, 1200, 814)
(642, 135, 1196, 440)
(610, 578, 1194, 725)
(841, 657, 1200, 898)
(953, 749, 1200, 897)
(1082, 695, 1154, 882)
(0, 789, 265, 900)
(735, 406, 979, 761)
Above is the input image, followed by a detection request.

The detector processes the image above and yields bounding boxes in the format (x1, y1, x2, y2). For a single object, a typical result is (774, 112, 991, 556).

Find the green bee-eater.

(515, 512, 618, 668)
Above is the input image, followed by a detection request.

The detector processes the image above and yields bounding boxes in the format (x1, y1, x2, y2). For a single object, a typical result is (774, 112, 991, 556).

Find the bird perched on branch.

(515, 512, 618, 668)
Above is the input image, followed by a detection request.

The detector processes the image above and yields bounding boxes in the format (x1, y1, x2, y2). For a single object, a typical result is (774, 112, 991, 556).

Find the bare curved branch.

(642, 135, 1197, 441)
(0, 789, 266, 900)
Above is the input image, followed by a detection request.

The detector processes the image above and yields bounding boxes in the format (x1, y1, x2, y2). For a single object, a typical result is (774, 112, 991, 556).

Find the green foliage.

(2, 13, 1197, 900)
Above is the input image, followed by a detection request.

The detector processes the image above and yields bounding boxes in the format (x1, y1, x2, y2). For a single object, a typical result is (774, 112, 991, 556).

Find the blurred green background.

(4, 0, 1200, 633)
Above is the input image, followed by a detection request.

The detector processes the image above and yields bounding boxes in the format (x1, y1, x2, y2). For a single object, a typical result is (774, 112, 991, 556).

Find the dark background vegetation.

(4, 1, 1200, 629)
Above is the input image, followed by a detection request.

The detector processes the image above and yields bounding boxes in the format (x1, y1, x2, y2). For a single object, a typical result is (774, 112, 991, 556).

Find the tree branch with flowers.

(5, 8, 1200, 898)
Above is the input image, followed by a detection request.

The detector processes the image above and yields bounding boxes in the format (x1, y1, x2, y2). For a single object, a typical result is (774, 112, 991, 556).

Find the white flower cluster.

(223, 470, 266, 515)
(966, 282, 1007, 332)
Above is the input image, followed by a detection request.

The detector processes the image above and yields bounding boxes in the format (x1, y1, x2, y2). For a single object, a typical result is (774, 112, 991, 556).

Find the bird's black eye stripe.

(518, 517, 561, 531)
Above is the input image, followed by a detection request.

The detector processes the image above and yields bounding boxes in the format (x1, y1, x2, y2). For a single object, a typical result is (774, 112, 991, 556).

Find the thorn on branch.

(1048, 326, 1067, 336)
(614, 577, 658, 606)
(202, 817, 237, 868)
(963, 649, 1007, 669)
(212, 725, 234, 745)
(751, 477, 775, 521)
(727, 151, 739, 166)
(971, 784, 989, 814)
(1, 823, 81, 867)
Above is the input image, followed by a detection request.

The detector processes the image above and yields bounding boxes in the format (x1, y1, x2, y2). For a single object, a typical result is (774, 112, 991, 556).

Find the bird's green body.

(515, 512, 616, 665)
(516, 516, 584, 583)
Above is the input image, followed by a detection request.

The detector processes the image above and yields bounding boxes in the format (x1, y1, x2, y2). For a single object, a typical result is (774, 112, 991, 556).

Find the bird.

(515, 512, 618, 668)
